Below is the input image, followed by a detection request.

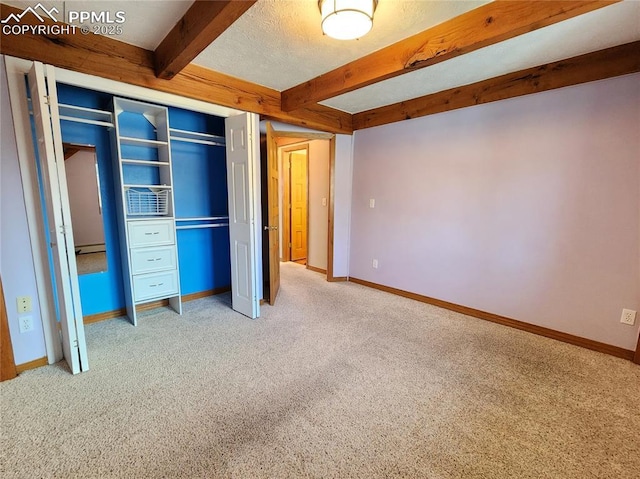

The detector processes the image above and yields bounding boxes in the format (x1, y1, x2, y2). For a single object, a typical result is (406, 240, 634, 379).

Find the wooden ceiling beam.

(154, 0, 257, 80)
(282, 0, 620, 112)
(0, 3, 352, 134)
(353, 41, 640, 130)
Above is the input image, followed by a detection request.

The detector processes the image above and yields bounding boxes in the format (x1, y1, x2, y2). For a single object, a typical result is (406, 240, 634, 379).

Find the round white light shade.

(320, 0, 377, 40)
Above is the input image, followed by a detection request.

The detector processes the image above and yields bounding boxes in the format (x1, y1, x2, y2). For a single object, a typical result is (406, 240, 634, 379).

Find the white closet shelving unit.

(112, 97, 181, 325)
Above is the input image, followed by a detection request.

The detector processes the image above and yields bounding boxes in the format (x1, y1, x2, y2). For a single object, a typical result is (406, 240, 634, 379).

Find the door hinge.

(289, 243, 292, 248)
(73, 339, 79, 349)
(44, 95, 50, 105)
(59, 224, 70, 235)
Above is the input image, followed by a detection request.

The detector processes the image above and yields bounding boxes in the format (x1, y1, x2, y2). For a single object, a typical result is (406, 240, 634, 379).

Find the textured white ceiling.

(3, 0, 638, 116)
(192, 0, 490, 90)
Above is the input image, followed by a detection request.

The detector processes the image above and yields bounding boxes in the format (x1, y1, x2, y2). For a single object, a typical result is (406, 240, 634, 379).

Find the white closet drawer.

(130, 246, 176, 275)
(128, 220, 174, 247)
(133, 270, 179, 302)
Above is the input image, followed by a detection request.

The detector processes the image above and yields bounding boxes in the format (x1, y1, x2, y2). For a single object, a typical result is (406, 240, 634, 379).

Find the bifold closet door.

(28, 62, 89, 374)
(225, 113, 260, 319)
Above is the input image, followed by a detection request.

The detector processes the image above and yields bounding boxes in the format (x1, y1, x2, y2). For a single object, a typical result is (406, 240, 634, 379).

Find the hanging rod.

(175, 216, 228, 222)
(170, 136, 225, 147)
(176, 223, 229, 230)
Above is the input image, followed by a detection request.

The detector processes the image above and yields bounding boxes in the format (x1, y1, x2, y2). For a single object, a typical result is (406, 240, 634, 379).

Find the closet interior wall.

(43, 83, 232, 322)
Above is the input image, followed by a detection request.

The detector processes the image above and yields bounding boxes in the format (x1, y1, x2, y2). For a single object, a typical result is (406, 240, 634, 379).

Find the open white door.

(28, 62, 88, 374)
(225, 113, 260, 319)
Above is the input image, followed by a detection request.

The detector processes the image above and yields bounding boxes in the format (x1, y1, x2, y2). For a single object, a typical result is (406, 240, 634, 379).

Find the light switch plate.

(620, 309, 636, 325)
(19, 316, 34, 333)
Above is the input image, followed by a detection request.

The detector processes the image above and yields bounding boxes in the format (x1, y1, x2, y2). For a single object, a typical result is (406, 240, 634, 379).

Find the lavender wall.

(1, 56, 48, 365)
(350, 73, 640, 350)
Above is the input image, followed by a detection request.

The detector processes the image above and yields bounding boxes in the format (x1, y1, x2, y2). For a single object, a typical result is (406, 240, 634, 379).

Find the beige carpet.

(1, 262, 639, 478)
(76, 251, 107, 275)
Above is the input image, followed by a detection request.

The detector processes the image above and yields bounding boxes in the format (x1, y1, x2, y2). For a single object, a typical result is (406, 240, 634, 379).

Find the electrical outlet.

(620, 309, 636, 325)
(322, 197, 327, 207)
(372, 259, 378, 269)
(369, 198, 375, 208)
(19, 316, 34, 333)
(16, 295, 32, 313)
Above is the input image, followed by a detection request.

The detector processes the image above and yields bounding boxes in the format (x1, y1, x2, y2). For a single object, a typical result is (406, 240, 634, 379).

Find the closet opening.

(9, 58, 261, 373)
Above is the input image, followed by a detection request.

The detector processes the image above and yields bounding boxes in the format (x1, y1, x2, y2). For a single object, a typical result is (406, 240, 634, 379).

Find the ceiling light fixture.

(319, 0, 378, 41)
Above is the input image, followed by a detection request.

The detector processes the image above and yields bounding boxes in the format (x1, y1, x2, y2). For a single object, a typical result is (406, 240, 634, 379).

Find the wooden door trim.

(634, 329, 640, 365)
(273, 131, 334, 140)
(282, 144, 310, 263)
(282, 149, 291, 263)
(1, 277, 18, 381)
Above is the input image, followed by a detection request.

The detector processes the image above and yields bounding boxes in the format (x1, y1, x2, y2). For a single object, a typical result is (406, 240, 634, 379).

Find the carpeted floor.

(75, 251, 107, 275)
(1, 262, 639, 478)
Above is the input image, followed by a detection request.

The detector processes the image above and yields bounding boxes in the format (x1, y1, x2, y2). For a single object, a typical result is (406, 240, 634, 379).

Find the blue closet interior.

(55, 83, 231, 317)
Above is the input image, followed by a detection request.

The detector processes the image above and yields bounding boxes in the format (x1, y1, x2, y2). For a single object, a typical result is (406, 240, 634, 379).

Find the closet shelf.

(114, 98, 166, 117)
(58, 103, 114, 127)
(169, 128, 225, 147)
(176, 223, 229, 230)
(125, 216, 174, 222)
(175, 216, 229, 222)
(121, 159, 170, 166)
(119, 136, 168, 148)
(123, 184, 172, 190)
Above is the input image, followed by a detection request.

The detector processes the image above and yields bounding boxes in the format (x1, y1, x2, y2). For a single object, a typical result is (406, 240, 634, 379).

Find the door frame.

(0, 277, 17, 381)
(634, 329, 640, 365)
(281, 144, 310, 263)
(270, 130, 336, 280)
(5, 56, 245, 365)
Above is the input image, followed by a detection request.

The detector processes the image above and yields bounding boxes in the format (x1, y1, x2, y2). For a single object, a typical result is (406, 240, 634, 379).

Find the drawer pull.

(149, 282, 164, 288)
(144, 231, 160, 236)
(146, 258, 163, 262)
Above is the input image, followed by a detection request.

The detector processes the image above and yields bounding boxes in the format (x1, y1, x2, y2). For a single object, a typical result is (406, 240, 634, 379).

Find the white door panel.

(28, 62, 88, 374)
(225, 114, 260, 319)
(234, 241, 250, 300)
(232, 162, 248, 223)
